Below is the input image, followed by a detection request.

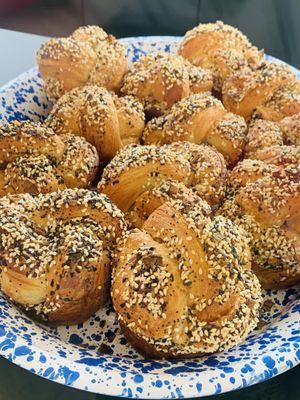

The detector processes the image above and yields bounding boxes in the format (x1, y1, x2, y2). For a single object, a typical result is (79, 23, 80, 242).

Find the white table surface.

(0, 28, 48, 86)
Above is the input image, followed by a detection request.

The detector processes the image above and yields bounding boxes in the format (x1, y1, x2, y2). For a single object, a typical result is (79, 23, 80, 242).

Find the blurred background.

(0, 0, 299, 67)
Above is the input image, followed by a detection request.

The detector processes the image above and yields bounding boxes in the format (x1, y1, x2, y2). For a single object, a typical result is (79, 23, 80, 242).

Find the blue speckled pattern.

(0, 36, 299, 399)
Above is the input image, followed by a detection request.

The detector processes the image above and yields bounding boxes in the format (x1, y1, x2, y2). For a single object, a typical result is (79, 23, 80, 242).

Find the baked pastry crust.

(0, 189, 127, 325)
(253, 82, 300, 122)
(222, 62, 296, 120)
(245, 119, 284, 158)
(45, 86, 145, 163)
(0, 121, 98, 196)
(143, 93, 247, 166)
(37, 25, 128, 101)
(278, 112, 300, 145)
(112, 196, 262, 358)
(245, 118, 300, 158)
(126, 180, 203, 229)
(222, 150, 300, 289)
(120, 53, 213, 118)
(98, 141, 227, 225)
(179, 21, 263, 92)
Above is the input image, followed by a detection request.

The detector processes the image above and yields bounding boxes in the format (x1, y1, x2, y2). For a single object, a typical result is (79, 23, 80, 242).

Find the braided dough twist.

(112, 195, 262, 358)
(221, 148, 300, 289)
(121, 53, 213, 118)
(45, 86, 145, 163)
(179, 21, 263, 92)
(0, 121, 98, 196)
(98, 142, 227, 227)
(0, 189, 127, 325)
(143, 93, 247, 166)
(37, 25, 128, 101)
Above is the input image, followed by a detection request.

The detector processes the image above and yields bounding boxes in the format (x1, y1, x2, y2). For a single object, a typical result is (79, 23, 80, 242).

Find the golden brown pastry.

(112, 195, 262, 358)
(278, 112, 300, 145)
(184, 61, 214, 94)
(223, 62, 296, 120)
(126, 180, 203, 228)
(45, 86, 145, 163)
(120, 53, 213, 118)
(143, 93, 247, 166)
(253, 82, 300, 121)
(0, 189, 127, 325)
(98, 142, 227, 225)
(0, 121, 98, 196)
(37, 25, 128, 101)
(252, 144, 300, 168)
(245, 118, 300, 158)
(221, 153, 300, 289)
(179, 21, 263, 92)
(244, 120, 283, 158)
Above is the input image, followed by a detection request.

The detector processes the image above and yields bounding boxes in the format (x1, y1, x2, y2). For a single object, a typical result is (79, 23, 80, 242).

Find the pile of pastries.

(0, 22, 299, 359)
